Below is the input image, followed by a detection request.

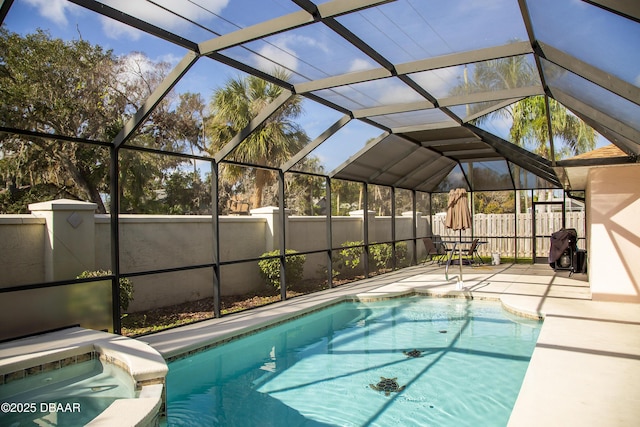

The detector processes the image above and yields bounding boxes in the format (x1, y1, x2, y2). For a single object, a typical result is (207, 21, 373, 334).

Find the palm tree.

(206, 70, 309, 209)
(460, 55, 595, 160)
(509, 96, 595, 159)
(457, 54, 596, 211)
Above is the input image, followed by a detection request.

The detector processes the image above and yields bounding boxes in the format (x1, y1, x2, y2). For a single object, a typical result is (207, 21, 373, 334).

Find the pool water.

(166, 297, 542, 427)
(0, 358, 135, 426)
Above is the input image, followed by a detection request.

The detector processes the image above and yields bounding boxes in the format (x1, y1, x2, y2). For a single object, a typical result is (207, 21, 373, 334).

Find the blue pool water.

(0, 358, 135, 426)
(166, 297, 542, 427)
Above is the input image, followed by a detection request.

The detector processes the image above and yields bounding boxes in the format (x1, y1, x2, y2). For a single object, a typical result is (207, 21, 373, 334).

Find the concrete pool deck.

(141, 263, 640, 426)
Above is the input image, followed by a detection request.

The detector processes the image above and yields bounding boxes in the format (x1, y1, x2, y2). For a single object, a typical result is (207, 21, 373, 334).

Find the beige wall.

(3, 171, 639, 314)
(95, 215, 267, 311)
(0, 216, 46, 287)
(1, 210, 427, 312)
(587, 164, 640, 302)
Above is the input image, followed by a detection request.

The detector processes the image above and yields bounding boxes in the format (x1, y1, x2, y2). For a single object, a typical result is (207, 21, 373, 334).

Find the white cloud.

(155, 0, 229, 24)
(348, 58, 375, 73)
(100, 0, 229, 34)
(24, 0, 72, 26)
(155, 53, 182, 67)
(114, 52, 162, 95)
(377, 82, 424, 104)
(256, 39, 299, 73)
(409, 67, 461, 98)
(100, 17, 142, 41)
(121, 52, 156, 75)
(254, 34, 329, 74)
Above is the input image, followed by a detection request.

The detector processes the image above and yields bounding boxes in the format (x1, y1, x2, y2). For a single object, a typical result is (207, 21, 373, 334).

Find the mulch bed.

(121, 278, 364, 337)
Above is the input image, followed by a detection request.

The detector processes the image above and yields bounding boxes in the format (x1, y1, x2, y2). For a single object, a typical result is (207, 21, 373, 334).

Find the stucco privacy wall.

(0, 215, 45, 285)
(98, 212, 422, 311)
(285, 213, 420, 280)
(587, 164, 640, 302)
(0, 206, 427, 312)
(0, 199, 595, 312)
(95, 215, 268, 312)
(2, 202, 590, 312)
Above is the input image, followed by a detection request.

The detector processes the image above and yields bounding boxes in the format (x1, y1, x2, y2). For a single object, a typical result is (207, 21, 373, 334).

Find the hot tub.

(0, 327, 167, 426)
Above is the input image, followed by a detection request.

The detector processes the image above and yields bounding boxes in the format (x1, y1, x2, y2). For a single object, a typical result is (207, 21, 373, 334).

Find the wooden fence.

(430, 211, 586, 258)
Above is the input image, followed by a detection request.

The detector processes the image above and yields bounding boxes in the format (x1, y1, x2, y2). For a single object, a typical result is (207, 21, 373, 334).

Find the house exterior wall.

(587, 164, 640, 302)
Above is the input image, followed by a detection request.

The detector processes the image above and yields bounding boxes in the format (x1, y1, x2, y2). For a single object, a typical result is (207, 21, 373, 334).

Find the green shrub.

(336, 241, 364, 272)
(368, 243, 392, 271)
(395, 242, 409, 267)
(258, 249, 306, 290)
(368, 242, 409, 271)
(77, 270, 134, 312)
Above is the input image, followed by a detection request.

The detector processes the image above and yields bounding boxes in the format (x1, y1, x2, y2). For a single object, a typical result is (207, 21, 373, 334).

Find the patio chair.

(470, 239, 484, 265)
(422, 237, 440, 264)
(460, 238, 480, 266)
(422, 237, 452, 265)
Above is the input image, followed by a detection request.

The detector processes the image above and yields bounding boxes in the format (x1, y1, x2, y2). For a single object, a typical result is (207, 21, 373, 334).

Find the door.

(532, 201, 565, 263)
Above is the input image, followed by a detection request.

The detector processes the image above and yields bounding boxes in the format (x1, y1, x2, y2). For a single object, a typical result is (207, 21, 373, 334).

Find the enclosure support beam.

(109, 146, 121, 334)
(326, 176, 333, 288)
(211, 161, 221, 318)
(278, 170, 287, 300)
(467, 124, 561, 187)
(514, 190, 519, 263)
(0, 0, 14, 27)
(412, 190, 418, 266)
(538, 41, 640, 105)
(439, 86, 542, 109)
(70, 0, 199, 51)
(396, 41, 533, 75)
(282, 114, 351, 172)
(391, 186, 397, 270)
(215, 90, 293, 162)
(329, 131, 389, 178)
(552, 88, 640, 154)
(363, 183, 370, 278)
(112, 52, 199, 148)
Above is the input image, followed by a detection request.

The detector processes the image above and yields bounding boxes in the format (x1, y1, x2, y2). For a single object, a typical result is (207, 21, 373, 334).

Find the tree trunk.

(252, 169, 268, 209)
(58, 153, 106, 213)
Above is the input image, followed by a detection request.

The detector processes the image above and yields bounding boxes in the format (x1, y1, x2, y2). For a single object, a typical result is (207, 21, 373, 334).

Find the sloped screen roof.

(1, 0, 638, 192)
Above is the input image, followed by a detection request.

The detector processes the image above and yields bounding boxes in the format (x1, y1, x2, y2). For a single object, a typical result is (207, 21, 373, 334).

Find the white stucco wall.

(587, 164, 640, 302)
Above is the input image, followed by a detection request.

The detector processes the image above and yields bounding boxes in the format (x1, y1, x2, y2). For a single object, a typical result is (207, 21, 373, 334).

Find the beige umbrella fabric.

(445, 188, 472, 288)
(445, 188, 471, 231)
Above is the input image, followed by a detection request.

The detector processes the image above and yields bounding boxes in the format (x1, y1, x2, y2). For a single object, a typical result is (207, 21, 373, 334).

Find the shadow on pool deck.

(141, 263, 640, 427)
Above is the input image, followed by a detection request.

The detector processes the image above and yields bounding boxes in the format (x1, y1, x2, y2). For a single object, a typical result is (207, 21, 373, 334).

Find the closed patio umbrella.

(445, 188, 472, 288)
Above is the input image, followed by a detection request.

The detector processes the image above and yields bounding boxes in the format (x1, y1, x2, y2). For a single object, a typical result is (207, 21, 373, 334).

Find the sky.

(3, 0, 621, 174)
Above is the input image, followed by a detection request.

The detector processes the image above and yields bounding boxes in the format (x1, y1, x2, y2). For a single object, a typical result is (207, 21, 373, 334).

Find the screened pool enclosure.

(0, 0, 638, 337)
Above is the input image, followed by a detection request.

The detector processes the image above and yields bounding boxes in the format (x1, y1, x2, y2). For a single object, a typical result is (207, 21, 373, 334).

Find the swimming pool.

(0, 357, 135, 426)
(166, 296, 541, 426)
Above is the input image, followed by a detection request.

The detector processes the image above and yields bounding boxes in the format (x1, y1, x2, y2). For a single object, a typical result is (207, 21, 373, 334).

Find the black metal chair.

(422, 237, 452, 265)
(461, 238, 480, 266)
(422, 237, 441, 265)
